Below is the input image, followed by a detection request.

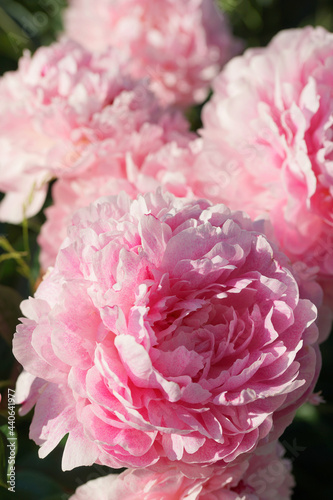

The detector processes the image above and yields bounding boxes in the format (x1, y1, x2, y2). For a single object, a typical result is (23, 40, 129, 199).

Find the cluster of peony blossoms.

(0, 0, 331, 496)
(64, 0, 241, 106)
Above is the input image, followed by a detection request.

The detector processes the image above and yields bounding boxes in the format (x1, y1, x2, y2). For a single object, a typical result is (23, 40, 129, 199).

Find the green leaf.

(15, 470, 64, 500)
(0, 285, 22, 345)
(0, 423, 18, 451)
(295, 402, 320, 423)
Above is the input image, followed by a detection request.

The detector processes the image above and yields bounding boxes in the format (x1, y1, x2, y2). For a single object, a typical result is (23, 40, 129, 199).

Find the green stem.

(0, 237, 34, 291)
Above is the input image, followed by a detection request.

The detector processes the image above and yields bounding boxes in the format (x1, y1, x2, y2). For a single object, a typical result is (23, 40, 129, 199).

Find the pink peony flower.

(70, 442, 294, 499)
(64, 0, 241, 106)
(38, 139, 201, 269)
(196, 26, 333, 307)
(13, 190, 319, 472)
(0, 39, 192, 223)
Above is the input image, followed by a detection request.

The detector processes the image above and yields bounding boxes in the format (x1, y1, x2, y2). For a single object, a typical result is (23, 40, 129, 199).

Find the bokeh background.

(0, 1, 333, 498)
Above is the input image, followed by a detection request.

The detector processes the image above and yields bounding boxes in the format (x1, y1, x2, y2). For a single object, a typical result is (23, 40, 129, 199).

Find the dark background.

(0, 1, 332, 498)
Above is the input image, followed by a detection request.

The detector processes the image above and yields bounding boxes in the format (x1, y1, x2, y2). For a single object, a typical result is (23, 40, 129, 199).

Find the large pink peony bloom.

(64, 0, 241, 106)
(38, 139, 200, 269)
(13, 191, 319, 472)
(196, 26, 333, 306)
(0, 39, 192, 223)
(70, 442, 294, 499)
